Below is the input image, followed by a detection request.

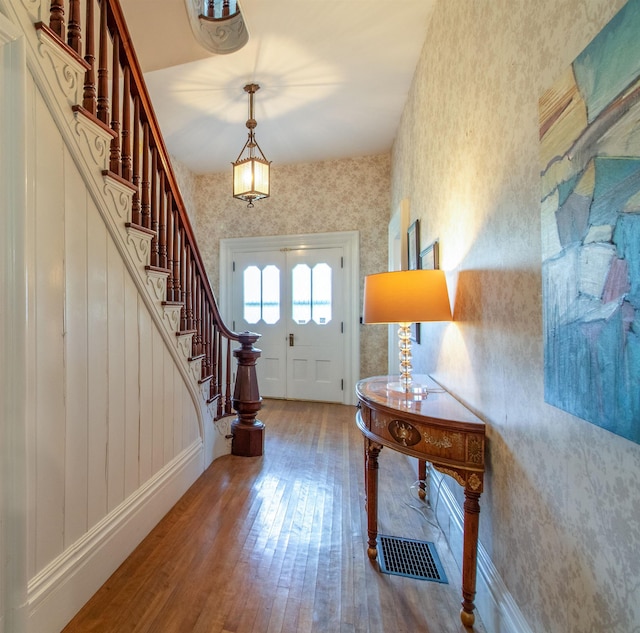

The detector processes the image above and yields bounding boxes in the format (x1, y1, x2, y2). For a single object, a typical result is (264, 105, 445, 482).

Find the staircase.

(40, 0, 255, 421)
(0, 0, 261, 631)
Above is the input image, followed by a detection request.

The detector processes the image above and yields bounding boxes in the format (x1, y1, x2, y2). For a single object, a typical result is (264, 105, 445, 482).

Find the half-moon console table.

(355, 375, 486, 628)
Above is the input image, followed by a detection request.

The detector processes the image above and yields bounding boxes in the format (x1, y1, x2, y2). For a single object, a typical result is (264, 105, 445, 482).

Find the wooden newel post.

(231, 331, 264, 457)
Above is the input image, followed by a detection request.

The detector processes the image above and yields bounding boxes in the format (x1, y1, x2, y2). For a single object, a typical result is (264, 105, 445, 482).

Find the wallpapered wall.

(391, 1, 639, 632)
(170, 154, 197, 228)
(191, 155, 391, 380)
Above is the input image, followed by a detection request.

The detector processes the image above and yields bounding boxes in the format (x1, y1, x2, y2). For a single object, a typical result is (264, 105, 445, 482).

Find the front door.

(231, 247, 344, 402)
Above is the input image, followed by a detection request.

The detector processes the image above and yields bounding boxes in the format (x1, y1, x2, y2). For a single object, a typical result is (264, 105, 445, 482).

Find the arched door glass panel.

(262, 264, 280, 324)
(243, 264, 281, 325)
(243, 265, 261, 324)
(312, 263, 332, 324)
(292, 264, 311, 324)
(291, 262, 333, 326)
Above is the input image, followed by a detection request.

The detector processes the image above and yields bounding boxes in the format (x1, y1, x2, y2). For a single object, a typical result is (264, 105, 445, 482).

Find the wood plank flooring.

(63, 399, 485, 633)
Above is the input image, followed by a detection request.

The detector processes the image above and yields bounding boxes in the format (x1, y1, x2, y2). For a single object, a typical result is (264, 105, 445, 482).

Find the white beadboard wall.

(22, 53, 204, 633)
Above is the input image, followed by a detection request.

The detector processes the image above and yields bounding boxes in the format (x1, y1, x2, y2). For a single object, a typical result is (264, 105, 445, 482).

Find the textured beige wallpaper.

(170, 153, 197, 229)
(194, 154, 391, 379)
(391, 1, 638, 632)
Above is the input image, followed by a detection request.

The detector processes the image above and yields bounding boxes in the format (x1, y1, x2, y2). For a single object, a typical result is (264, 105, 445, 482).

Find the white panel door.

(286, 248, 343, 402)
(232, 250, 288, 398)
(231, 247, 344, 402)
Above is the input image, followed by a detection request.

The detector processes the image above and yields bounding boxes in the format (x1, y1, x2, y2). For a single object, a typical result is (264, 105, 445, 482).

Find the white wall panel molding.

(27, 440, 204, 633)
(428, 468, 533, 633)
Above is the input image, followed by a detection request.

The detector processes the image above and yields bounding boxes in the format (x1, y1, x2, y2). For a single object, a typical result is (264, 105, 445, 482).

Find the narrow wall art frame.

(413, 239, 440, 345)
(407, 219, 420, 342)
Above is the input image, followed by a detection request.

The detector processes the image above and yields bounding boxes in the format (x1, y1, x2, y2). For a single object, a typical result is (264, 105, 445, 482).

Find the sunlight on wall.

(437, 322, 480, 405)
(391, 2, 640, 632)
(149, 35, 340, 124)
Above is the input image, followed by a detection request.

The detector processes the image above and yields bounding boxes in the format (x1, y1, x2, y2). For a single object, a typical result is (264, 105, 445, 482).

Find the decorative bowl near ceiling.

(185, 0, 249, 55)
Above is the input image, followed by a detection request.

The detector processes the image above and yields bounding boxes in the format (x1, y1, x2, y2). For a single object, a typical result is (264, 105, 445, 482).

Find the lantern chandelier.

(232, 83, 271, 207)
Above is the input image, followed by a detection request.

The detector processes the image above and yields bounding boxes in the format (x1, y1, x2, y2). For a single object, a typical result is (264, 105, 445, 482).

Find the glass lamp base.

(386, 381, 431, 397)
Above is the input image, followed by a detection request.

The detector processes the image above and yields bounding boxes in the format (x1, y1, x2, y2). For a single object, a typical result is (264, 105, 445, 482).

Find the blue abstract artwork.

(539, 0, 640, 443)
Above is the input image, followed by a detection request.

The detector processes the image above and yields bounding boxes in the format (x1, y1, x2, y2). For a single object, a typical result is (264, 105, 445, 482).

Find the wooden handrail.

(105, 0, 237, 338)
(43, 0, 260, 427)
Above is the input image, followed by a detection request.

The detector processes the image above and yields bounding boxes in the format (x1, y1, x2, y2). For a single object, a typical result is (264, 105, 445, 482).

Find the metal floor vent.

(377, 535, 448, 583)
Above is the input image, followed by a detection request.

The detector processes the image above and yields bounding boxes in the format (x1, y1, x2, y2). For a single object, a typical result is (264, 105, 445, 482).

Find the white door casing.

(220, 232, 359, 406)
(231, 247, 344, 402)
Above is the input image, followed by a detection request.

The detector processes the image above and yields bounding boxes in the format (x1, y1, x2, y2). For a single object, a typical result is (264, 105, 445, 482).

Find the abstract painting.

(539, 0, 640, 444)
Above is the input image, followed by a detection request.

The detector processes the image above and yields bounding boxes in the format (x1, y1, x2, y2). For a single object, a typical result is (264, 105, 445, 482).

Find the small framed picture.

(407, 220, 421, 343)
(412, 239, 440, 344)
(419, 240, 439, 271)
(407, 220, 420, 271)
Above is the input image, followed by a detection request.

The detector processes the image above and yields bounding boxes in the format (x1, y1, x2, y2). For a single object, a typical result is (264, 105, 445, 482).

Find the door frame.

(220, 231, 359, 406)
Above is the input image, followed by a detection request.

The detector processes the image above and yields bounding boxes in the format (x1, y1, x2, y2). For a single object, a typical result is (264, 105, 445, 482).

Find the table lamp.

(363, 269, 452, 395)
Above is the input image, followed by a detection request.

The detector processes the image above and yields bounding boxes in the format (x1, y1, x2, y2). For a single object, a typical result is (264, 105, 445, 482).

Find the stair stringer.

(5, 0, 233, 468)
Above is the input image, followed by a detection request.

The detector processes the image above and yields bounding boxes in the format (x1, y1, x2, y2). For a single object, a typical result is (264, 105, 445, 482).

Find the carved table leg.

(363, 438, 368, 511)
(461, 488, 481, 627)
(365, 438, 382, 560)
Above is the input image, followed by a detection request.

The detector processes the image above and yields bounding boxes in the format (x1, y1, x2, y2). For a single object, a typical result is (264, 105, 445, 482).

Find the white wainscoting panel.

(63, 141, 90, 549)
(23, 42, 206, 633)
(0, 1, 229, 629)
(107, 236, 127, 513)
(33, 86, 66, 574)
(124, 278, 141, 500)
(86, 189, 110, 530)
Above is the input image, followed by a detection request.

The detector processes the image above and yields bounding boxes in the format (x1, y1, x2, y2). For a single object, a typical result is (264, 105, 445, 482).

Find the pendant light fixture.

(232, 83, 271, 207)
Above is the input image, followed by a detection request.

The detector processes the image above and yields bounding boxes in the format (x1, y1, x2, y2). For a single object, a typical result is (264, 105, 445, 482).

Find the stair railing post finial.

(231, 331, 264, 457)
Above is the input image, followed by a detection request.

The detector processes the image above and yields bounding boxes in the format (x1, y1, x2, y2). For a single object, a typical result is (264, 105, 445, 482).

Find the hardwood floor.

(63, 399, 485, 633)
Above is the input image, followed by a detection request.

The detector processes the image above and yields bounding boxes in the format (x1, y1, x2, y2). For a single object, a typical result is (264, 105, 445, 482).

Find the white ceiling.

(119, 0, 436, 175)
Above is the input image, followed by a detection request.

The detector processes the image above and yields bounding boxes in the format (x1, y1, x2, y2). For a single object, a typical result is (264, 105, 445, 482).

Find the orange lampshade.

(363, 269, 452, 324)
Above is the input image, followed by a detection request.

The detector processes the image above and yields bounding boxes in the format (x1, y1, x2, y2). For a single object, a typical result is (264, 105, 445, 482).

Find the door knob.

(289, 333, 294, 346)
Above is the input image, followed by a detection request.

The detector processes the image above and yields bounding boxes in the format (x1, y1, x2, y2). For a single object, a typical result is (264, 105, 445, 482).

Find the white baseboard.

(428, 469, 533, 633)
(27, 440, 204, 633)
